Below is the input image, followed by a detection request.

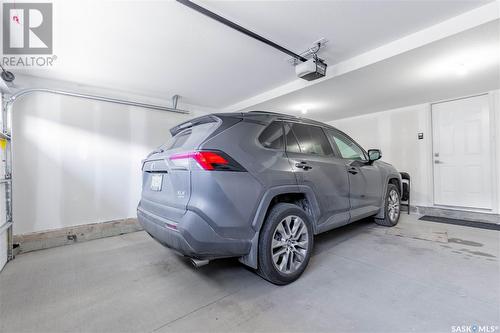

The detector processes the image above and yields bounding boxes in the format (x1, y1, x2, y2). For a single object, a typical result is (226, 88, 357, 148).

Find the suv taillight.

(170, 151, 246, 171)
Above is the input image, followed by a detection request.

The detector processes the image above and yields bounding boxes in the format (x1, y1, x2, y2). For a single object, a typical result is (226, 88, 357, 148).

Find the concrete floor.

(1, 214, 499, 333)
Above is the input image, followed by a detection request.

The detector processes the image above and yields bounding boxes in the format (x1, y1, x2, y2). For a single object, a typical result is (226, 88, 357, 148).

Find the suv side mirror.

(368, 149, 382, 163)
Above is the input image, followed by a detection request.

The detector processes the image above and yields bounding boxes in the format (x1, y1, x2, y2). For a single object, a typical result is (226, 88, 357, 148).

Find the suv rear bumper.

(137, 205, 251, 260)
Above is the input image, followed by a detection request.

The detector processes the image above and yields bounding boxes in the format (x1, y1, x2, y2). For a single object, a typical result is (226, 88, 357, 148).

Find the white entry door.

(432, 94, 492, 210)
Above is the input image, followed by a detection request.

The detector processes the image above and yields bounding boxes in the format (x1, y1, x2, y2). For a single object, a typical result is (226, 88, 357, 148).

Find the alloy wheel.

(271, 215, 309, 274)
(387, 189, 400, 222)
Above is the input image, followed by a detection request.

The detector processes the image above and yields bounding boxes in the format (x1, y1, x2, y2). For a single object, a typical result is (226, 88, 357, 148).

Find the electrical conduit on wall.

(9, 89, 209, 236)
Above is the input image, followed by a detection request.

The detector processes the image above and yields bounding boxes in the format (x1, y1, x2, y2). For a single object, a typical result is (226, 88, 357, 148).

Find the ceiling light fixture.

(291, 103, 324, 116)
(295, 104, 312, 115)
(0, 63, 14, 93)
(418, 44, 498, 80)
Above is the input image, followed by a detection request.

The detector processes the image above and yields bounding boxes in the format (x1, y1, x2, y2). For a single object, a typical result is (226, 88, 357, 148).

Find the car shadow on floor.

(178, 217, 377, 280)
(312, 217, 376, 256)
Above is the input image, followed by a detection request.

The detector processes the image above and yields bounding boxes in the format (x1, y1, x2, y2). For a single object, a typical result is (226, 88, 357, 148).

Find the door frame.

(429, 92, 498, 214)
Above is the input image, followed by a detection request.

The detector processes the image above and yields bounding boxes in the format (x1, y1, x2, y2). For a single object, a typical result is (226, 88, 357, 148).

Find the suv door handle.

(348, 167, 358, 175)
(295, 161, 312, 170)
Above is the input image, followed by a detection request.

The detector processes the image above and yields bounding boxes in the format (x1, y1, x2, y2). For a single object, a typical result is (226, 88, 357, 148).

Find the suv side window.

(258, 121, 284, 150)
(284, 123, 301, 153)
(285, 122, 333, 156)
(327, 130, 367, 160)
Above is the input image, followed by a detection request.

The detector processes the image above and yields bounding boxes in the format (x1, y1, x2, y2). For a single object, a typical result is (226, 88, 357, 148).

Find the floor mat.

(419, 215, 500, 231)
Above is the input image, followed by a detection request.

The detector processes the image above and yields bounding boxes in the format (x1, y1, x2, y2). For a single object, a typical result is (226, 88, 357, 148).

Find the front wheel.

(375, 183, 401, 227)
(257, 203, 313, 285)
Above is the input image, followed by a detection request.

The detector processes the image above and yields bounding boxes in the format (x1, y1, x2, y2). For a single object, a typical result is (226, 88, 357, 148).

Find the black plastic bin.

(400, 172, 410, 215)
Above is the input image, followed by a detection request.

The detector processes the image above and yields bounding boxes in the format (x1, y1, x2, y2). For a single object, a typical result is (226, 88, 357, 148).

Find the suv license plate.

(150, 174, 163, 191)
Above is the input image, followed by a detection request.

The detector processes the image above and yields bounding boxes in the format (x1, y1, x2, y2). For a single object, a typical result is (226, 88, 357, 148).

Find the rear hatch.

(140, 116, 222, 219)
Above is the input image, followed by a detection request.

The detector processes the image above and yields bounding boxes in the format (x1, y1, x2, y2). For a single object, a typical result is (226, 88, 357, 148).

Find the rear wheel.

(257, 203, 313, 285)
(375, 184, 401, 227)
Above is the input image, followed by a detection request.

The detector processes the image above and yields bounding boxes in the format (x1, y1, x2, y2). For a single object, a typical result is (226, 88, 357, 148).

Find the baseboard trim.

(419, 215, 500, 231)
(13, 218, 143, 255)
(414, 206, 500, 225)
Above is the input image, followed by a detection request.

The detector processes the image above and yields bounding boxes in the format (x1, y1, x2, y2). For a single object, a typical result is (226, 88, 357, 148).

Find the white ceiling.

(202, 0, 493, 65)
(8, 0, 494, 109)
(245, 19, 500, 122)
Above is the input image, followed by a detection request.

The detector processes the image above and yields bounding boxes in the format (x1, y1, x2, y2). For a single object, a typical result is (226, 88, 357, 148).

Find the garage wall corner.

(11, 88, 213, 236)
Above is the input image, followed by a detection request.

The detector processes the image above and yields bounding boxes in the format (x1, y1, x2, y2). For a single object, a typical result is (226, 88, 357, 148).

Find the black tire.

(375, 183, 401, 227)
(257, 203, 314, 285)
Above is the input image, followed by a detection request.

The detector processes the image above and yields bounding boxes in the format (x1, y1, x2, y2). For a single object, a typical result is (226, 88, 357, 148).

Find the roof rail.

(247, 111, 298, 118)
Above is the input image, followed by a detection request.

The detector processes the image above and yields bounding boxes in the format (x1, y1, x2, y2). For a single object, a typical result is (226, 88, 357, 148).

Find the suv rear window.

(258, 121, 284, 150)
(285, 122, 333, 156)
(169, 129, 192, 149)
(164, 121, 219, 150)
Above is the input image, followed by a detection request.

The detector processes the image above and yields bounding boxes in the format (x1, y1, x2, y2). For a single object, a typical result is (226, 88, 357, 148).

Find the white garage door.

(432, 94, 492, 210)
(0, 138, 8, 271)
(0, 183, 7, 271)
(0, 227, 7, 271)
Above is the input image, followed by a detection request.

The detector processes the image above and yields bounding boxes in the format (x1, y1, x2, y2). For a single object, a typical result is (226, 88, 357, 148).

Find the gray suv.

(138, 111, 402, 285)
